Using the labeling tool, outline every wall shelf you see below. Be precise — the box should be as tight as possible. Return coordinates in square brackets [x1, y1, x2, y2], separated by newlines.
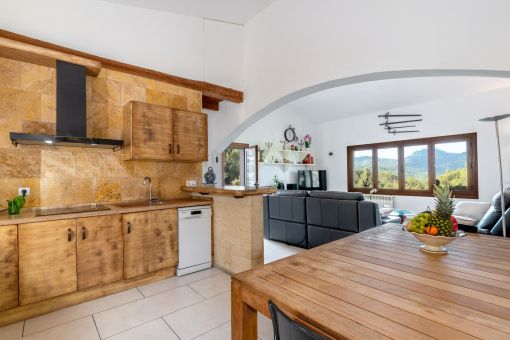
[258, 162, 317, 173]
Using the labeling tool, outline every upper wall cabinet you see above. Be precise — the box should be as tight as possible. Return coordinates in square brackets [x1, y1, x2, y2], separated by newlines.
[123, 102, 208, 162]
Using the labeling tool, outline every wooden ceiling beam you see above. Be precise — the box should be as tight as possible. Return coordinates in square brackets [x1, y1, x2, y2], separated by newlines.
[202, 97, 222, 111]
[0, 29, 243, 104]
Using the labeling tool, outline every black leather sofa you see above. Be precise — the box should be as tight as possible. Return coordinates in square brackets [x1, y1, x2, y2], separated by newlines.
[476, 188, 510, 236]
[263, 190, 386, 249]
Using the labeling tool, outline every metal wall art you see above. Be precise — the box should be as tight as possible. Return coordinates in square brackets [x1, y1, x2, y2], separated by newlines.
[379, 112, 422, 134]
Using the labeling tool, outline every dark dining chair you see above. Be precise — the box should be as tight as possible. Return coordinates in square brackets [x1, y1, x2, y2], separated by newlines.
[268, 300, 329, 340]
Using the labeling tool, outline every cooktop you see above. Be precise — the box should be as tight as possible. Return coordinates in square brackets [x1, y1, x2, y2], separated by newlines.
[36, 205, 111, 217]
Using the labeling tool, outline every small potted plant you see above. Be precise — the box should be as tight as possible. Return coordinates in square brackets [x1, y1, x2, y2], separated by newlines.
[304, 134, 312, 148]
[258, 147, 264, 162]
[273, 175, 284, 189]
[231, 178, 240, 186]
[6, 195, 25, 215]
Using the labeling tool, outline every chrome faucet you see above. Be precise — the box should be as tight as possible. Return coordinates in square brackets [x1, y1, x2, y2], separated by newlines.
[143, 177, 162, 204]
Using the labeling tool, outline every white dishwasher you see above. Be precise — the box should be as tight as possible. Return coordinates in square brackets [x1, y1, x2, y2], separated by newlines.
[177, 206, 212, 276]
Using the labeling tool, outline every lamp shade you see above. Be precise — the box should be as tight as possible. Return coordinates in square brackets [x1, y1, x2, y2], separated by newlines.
[479, 114, 510, 122]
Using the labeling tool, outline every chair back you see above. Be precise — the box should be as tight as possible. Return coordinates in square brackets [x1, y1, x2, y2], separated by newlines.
[268, 300, 328, 340]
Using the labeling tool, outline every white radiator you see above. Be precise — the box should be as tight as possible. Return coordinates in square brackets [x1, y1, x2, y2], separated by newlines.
[364, 194, 394, 208]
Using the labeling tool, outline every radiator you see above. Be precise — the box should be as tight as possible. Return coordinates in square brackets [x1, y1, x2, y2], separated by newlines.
[364, 194, 394, 208]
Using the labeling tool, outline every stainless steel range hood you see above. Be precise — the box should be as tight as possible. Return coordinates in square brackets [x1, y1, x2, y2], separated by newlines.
[10, 60, 123, 151]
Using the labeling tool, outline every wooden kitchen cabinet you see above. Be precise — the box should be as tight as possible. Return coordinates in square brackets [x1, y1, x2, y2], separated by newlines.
[18, 219, 77, 305]
[123, 209, 178, 279]
[0, 225, 18, 312]
[124, 101, 174, 161]
[77, 215, 123, 290]
[173, 109, 208, 162]
[123, 102, 208, 162]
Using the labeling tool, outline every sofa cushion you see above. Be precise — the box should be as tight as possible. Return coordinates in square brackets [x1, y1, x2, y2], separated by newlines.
[273, 190, 309, 197]
[308, 191, 365, 201]
[269, 219, 286, 242]
[454, 201, 491, 221]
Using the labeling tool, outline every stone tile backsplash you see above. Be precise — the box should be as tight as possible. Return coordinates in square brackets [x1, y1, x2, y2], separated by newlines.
[0, 57, 202, 208]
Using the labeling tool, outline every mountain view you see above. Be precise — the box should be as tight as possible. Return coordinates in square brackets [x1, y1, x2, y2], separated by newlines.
[354, 149, 468, 190]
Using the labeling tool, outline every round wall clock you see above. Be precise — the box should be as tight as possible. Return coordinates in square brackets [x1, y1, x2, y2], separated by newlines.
[284, 125, 298, 142]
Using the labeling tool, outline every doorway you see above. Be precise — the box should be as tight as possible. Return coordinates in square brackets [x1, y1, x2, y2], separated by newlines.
[222, 143, 259, 186]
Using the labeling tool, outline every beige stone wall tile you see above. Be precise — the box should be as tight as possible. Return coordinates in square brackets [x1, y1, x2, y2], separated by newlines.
[77, 153, 107, 178]
[133, 161, 158, 178]
[107, 69, 133, 84]
[168, 93, 188, 110]
[166, 177, 187, 197]
[0, 87, 18, 118]
[22, 120, 56, 135]
[22, 178, 41, 208]
[106, 105, 123, 129]
[0, 118, 21, 149]
[188, 98, 202, 113]
[0, 58, 21, 90]
[0, 149, 41, 178]
[41, 94, 56, 123]
[145, 88, 168, 106]
[121, 178, 149, 201]
[0, 179, 22, 209]
[86, 126, 103, 138]
[60, 178, 93, 205]
[86, 76, 93, 100]
[86, 101, 107, 128]
[156, 81, 180, 94]
[133, 76, 158, 90]
[0, 88, 40, 120]
[21, 63, 56, 95]
[106, 153, 134, 177]
[94, 178, 121, 202]
[92, 78, 121, 105]
[97, 68, 107, 79]
[40, 178, 60, 206]
[41, 150, 76, 178]
[177, 163, 201, 177]
[120, 83, 145, 106]
[157, 162, 178, 177]
[102, 128, 123, 140]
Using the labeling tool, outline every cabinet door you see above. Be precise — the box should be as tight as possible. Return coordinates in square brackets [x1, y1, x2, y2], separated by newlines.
[77, 215, 123, 290]
[173, 110, 208, 161]
[0, 225, 18, 311]
[128, 102, 174, 161]
[19, 219, 77, 305]
[123, 209, 178, 279]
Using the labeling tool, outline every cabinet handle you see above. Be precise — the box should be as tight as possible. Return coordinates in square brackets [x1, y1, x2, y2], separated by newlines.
[82, 227, 86, 240]
[127, 222, 131, 234]
[177, 145, 180, 154]
[169, 144, 172, 153]
[68, 228, 72, 242]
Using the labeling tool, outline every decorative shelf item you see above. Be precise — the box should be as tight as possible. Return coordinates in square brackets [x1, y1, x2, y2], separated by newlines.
[259, 162, 317, 173]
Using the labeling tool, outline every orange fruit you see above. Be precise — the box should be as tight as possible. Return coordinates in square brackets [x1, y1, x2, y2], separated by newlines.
[425, 226, 438, 236]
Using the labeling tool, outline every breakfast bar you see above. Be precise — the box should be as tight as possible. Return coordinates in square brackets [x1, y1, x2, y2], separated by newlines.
[182, 185, 276, 275]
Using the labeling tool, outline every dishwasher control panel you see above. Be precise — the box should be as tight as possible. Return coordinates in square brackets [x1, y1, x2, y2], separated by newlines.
[178, 205, 212, 219]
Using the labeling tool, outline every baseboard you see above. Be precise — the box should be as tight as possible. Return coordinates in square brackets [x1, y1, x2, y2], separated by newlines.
[0, 266, 177, 328]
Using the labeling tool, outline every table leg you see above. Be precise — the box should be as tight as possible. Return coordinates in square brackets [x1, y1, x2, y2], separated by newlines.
[232, 281, 257, 340]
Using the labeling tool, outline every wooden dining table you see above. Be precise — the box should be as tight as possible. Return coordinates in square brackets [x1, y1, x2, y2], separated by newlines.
[231, 223, 510, 339]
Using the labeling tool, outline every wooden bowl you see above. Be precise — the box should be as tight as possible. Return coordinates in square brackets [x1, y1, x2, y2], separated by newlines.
[404, 228, 466, 254]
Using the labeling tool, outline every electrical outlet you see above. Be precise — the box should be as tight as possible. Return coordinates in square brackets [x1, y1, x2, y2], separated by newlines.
[19, 187, 30, 196]
[186, 181, 196, 187]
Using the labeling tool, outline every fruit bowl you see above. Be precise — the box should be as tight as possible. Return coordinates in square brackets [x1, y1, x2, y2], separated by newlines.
[403, 227, 466, 254]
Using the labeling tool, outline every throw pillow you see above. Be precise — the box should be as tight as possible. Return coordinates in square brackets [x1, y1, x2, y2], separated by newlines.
[454, 201, 491, 222]
[452, 215, 478, 227]
[379, 208, 394, 218]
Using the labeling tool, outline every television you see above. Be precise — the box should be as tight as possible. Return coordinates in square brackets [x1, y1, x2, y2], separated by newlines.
[298, 170, 327, 191]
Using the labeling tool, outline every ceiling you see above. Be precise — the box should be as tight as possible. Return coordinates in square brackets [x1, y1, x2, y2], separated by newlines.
[286, 77, 510, 124]
[99, 0, 274, 24]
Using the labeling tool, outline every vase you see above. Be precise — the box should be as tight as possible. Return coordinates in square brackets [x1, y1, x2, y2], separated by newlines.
[305, 141, 311, 148]
[259, 155, 264, 162]
[204, 167, 216, 184]
[7, 201, 19, 215]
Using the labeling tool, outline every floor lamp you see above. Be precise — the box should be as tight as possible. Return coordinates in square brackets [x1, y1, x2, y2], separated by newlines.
[479, 114, 510, 238]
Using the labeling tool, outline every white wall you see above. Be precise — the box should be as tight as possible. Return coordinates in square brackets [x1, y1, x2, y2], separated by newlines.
[233, 106, 317, 186]
[0, 0, 244, 89]
[316, 86, 510, 212]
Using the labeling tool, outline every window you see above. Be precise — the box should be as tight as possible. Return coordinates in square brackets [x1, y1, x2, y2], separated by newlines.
[347, 133, 478, 198]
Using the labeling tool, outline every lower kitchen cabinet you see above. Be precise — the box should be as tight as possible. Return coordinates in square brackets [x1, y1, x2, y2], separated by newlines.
[18, 219, 77, 305]
[123, 209, 178, 279]
[77, 215, 123, 290]
[0, 225, 18, 312]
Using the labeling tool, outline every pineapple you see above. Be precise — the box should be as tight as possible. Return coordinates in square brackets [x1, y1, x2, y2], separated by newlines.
[429, 185, 455, 236]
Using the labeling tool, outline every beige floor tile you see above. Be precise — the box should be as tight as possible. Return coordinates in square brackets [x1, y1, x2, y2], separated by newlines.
[94, 285, 204, 339]
[106, 318, 179, 340]
[24, 288, 143, 336]
[258, 312, 274, 340]
[264, 251, 295, 264]
[163, 291, 231, 340]
[194, 321, 231, 340]
[0, 321, 24, 340]
[188, 273, 231, 299]
[22, 316, 99, 340]
[138, 268, 219, 297]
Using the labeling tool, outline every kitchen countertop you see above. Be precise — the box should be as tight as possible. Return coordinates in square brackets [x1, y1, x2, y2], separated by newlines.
[0, 197, 212, 226]
[181, 184, 276, 197]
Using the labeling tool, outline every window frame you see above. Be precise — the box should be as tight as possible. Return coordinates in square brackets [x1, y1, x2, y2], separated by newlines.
[347, 133, 478, 199]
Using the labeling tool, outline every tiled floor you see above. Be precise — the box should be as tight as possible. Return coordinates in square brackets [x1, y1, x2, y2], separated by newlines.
[0, 239, 305, 340]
